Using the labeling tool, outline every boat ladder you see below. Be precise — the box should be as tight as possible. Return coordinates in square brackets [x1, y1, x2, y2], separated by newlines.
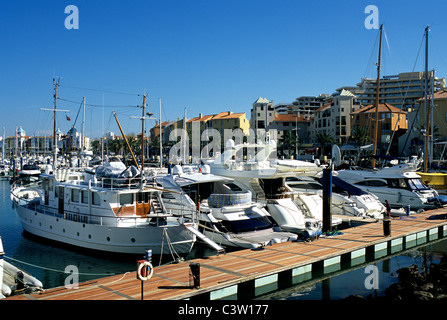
[184, 224, 225, 253]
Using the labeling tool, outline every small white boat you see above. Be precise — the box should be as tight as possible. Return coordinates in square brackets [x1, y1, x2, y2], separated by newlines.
[1, 236, 43, 298]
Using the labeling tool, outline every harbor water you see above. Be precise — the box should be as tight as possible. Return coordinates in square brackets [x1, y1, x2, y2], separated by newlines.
[1, 179, 447, 300]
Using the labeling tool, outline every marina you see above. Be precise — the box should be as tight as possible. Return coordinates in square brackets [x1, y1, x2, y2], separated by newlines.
[4, 2, 447, 306]
[5, 206, 447, 300]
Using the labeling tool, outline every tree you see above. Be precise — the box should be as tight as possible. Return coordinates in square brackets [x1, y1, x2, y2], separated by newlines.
[315, 132, 334, 157]
[279, 130, 297, 158]
[351, 126, 371, 163]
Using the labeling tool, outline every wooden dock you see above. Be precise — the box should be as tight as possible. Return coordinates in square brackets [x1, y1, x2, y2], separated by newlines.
[6, 208, 447, 301]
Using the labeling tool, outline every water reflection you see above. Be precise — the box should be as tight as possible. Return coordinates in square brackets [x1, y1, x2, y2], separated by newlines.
[258, 238, 447, 300]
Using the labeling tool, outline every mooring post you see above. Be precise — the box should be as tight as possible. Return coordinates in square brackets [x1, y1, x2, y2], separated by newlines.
[322, 167, 332, 233]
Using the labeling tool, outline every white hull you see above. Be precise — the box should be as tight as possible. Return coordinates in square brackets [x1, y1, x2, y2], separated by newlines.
[200, 226, 297, 249]
[13, 204, 195, 255]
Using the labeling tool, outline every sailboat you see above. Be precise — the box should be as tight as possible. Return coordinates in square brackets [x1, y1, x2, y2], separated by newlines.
[413, 27, 447, 191]
[337, 26, 445, 211]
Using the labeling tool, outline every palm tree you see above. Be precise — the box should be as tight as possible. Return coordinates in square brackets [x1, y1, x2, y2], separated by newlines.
[315, 132, 334, 157]
[279, 130, 297, 158]
[351, 126, 371, 163]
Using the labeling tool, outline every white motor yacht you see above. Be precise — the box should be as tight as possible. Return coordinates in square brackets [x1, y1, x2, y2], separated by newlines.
[208, 139, 325, 235]
[336, 163, 445, 210]
[285, 175, 385, 219]
[156, 164, 299, 249]
[10, 163, 198, 257]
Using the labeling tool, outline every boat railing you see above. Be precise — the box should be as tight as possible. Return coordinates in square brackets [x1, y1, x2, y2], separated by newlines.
[207, 192, 252, 208]
[83, 176, 143, 190]
[14, 192, 191, 228]
[223, 161, 272, 171]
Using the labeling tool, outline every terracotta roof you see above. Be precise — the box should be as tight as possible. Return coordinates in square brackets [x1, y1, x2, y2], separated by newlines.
[350, 103, 405, 115]
[187, 112, 246, 122]
[274, 114, 312, 122]
[154, 121, 169, 128]
[187, 114, 214, 122]
[315, 102, 332, 112]
[218, 112, 245, 120]
[417, 89, 447, 101]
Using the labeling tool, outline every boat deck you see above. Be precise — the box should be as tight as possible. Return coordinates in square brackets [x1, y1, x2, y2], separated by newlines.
[6, 207, 447, 300]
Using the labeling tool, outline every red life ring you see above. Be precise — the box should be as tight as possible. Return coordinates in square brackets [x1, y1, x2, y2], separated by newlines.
[137, 261, 153, 281]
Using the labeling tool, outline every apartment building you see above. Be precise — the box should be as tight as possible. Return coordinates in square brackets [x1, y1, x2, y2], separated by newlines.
[309, 90, 362, 144]
[290, 94, 330, 116]
[351, 103, 408, 155]
[249, 97, 275, 131]
[417, 89, 447, 140]
[336, 71, 446, 110]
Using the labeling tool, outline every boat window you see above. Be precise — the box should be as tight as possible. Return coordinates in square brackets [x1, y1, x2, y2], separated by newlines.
[388, 179, 407, 189]
[136, 192, 150, 203]
[92, 192, 101, 206]
[220, 217, 272, 233]
[48, 178, 53, 191]
[407, 178, 430, 191]
[162, 192, 176, 200]
[223, 183, 243, 192]
[81, 190, 88, 204]
[120, 193, 133, 206]
[357, 180, 387, 187]
[71, 189, 80, 202]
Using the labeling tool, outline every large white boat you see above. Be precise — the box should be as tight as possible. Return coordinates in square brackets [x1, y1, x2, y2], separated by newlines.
[10, 163, 198, 257]
[208, 139, 326, 235]
[336, 163, 445, 210]
[156, 164, 299, 249]
[285, 175, 385, 219]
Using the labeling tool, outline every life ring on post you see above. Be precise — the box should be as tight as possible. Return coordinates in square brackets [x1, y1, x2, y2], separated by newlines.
[137, 261, 153, 281]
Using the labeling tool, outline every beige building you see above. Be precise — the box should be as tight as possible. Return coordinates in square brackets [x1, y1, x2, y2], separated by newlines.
[337, 71, 446, 110]
[417, 89, 447, 140]
[351, 103, 408, 156]
[309, 90, 362, 144]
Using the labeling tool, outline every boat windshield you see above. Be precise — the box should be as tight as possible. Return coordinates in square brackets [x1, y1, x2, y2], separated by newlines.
[406, 178, 431, 191]
[220, 217, 273, 233]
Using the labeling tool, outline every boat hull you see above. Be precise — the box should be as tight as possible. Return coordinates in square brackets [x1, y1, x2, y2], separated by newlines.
[13, 204, 195, 256]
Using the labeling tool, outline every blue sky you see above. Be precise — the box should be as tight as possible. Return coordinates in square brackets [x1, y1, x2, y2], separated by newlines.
[1, 0, 447, 139]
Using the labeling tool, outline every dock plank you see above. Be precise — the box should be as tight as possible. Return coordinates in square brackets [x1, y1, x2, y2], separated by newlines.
[6, 208, 447, 300]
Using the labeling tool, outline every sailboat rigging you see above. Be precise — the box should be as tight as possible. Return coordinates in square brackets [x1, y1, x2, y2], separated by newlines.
[372, 24, 383, 168]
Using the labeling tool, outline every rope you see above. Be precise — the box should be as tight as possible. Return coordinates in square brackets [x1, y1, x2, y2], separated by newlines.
[4, 255, 118, 276]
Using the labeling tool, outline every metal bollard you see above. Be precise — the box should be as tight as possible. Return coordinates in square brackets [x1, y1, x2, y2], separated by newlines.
[189, 263, 200, 289]
[383, 218, 391, 237]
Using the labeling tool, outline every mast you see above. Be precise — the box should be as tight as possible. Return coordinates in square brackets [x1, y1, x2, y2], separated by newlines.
[159, 97, 162, 169]
[53, 77, 60, 170]
[372, 24, 383, 168]
[113, 112, 139, 167]
[430, 70, 435, 167]
[81, 96, 85, 151]
[141, 94, 147, 173]
[424, 26, 430, 173]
